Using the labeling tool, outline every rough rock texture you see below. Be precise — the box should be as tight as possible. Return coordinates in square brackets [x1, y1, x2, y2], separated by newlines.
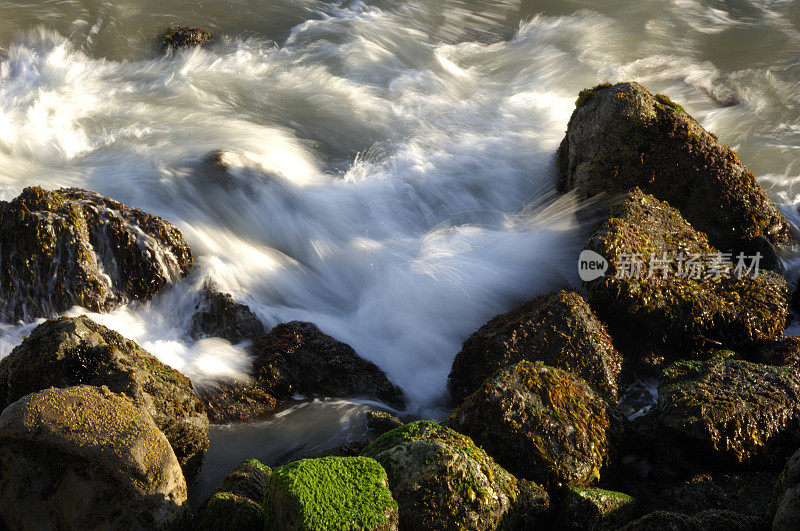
[557, 81, 790, 250]
[654, 353, 800, 465]
[265, 456, 398, 531]
[366, 410, 403, 436]
[772, 447, 800, 530]
[558, 488, 637, 530]
[162, 26, 213, 51]
[0, 186, 193, 321]
[586, 189, 788, 352]
[619, 510, 761, 531]
[448, 290, 622, 404]
[498, 479, 551, 530]
[0, 386, 187, 530]
[363, 421, 521, 530]
[450, 361, 611, 491]
[0, 316, 209, 475]
[189, 287, 265, 343]
[195, 459, 271, 531]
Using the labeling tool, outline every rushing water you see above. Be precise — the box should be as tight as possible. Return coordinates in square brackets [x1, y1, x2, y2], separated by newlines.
[1, 0, 799, 496]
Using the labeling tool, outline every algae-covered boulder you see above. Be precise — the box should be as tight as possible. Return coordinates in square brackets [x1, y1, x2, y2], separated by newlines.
[366, 410, 403, 436]
[162, 26, 213, 51]
[585, 189, 787, 352]
[557, 81, 790, 250]
[450, 361, 611, 491]
[0, 386, 187, 530]
[558, 488, 637, 530]
[195, 459, 271, 531]
[264, 456, 398, 531]
[363, 420, 520, 530]
[448, 290, 622, 404]
[0, 316, 209, 475]
[189, 286, 266, 343]
[0, 186, 192, 321]
[654, 353, 800, 465]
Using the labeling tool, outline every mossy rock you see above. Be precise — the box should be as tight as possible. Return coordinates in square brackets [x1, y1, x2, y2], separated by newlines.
[366, 410, 403, 436]
[0, 186, 193, 321]
[585, 188, 787, 353]
[450, 361, 611, 491]
[557, 81, 790, 250]
[559, 488, 636, 530]
[0, 385, 186, 529]
[195, 459, 271, 531]
[162, 26, 213, 51]
[363, 420, 520, 530]
[448, 290, 622, 404]
[264, 456, 398, 531]
[0, 316, 209, 476]
[189, 286, 266, 343]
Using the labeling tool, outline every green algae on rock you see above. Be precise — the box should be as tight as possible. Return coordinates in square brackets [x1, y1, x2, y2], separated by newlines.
[0, 385, 187, 530]
[264, 456, 398, 531]
[557, 81, 790, 250]
[559, 487, 637, 530]
[195, 459, 271, 531]
[363, 420, 521, 530]
[448, 290, 622, 404]
[585, 189, 788, 352]
[450, 361, 611, 491]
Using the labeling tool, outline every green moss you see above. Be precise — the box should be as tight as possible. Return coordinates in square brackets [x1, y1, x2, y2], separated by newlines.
[575, 82, 612, 108]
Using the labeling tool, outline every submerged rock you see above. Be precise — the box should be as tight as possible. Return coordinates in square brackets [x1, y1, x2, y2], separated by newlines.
[450, 361, 611, 491]
[557, 81, 790, 250]
[363, 420, 521, 530]
[162, 26, 213, 51]
[265, 456, 398, 531]
[0, 186, 193, 321]
[585, 189, 787, 352]
[0, 316, 209, 475]
[0, 386, 187, 530]
[558, 488, 637, 530]
[189, 286, 266, 343]
[195, 459, 271, 531]
[448, 290, 622, 404]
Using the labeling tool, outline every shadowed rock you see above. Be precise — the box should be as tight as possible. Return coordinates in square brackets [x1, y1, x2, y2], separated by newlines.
[189, 287, 266, 343]
[162, 26, 213, 51]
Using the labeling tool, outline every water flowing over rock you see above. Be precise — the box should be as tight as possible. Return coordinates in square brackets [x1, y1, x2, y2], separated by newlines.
[189, 286, 266, 343]
[0, 386, 187, 530]
[557, 81, 791, 250]
[0, 316, 209, 475]
[0, 186, 193, 321]
[162, 26, 213, 51]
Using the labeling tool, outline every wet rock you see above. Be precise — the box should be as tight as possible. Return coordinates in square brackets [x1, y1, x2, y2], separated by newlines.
[0, 186, 193, 321]
[557, 81, 790, 250]
[195, 459, 271, 531]
[363, 420, 521, 530]
[162, 26, 213, 51]
[448, 290, 622, 404]
[0, 316, 209, 475]
[189, 286, 266, 343]
[619, 509, 762, 530]
[366, 410, 403, 435]
[265, 456, 398, 531]
[745, 337, 800, 366]
[558, 488, 637, 530]
[772, 446, 800, 530]
[499, 479, 551, 530]
[585, 189, 788, 353]
[0, 386, 187, 530]
[450, 361, 611, 491]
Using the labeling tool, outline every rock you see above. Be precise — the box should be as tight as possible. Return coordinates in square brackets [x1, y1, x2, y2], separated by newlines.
[162, 26, 213, 51]
[198, 380, 279, 424]
[619, 509, 762, 530]
[772, 447, 800, 530]
[195, 459, 271, 531]
[0, 316, 209, 475]
[558, 488, 637, 530]
[450, 361, 611, 490]
[366, 410, 403, 435]
[692, 509, 763, 530]
[499, 479, 551, 530]
[265, 456, 398, 531]
[745, 337, 800, 366]
[448, 290, 622, 404]
[0, 186, 192, 321]
[362, 420, 521, 530]
[585, 188, 788, 353]
[189, 286, 266, 343]
[557, 81, 790, 250]
[0, 386, 187, 530]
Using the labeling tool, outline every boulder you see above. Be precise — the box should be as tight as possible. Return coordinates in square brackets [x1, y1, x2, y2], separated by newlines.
[0, 316, 209, 475]
[195, 459, 271, 531]
[558, 488, 637, 530]
[265, 456, 398, 531]
[585, 188, 787, 352]
[366, 410, 403, 435]
[557, 81, 790, 250]
[448, 290, 622, 404]
[619, 510, 761, 530]
[450, 361, 611, 490]
[772, 446, 800, 530]
[362, 420, 521, 530]
[0, 386, 187, 530]
[499, 479, 551, 530]
[162, 26, 213, 51]
[189, 286, 266, 343]
[0, 186, 192, 321]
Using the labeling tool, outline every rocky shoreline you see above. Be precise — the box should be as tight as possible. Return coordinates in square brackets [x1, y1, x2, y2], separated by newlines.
[0, 39, 799, 529]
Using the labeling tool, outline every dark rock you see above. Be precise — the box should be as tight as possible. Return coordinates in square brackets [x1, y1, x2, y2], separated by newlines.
[618, 511, 702, 531]
[195, 459, 270, 531]
[0, 386, 187, 530]
[366, 410, 403, 435]
[499, 479, 551, 530]
[772, 446, 800, 530]
[0, 316, 209, 475]
[739, 235, 786, 277]
[586, 189, 788, 353]
[363, 420, 521, 530]
[450, 361, 611, 491]
[448, 290, 622, 404]
[0, 186, 193, 321]
[745, 337, 800, 366]
[162, 26, 213, 51]
[692, 509, 763, 530]
[189, 287, 265, 343]
[557, 81, 790, 250]
[558, 487, 637, 530]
